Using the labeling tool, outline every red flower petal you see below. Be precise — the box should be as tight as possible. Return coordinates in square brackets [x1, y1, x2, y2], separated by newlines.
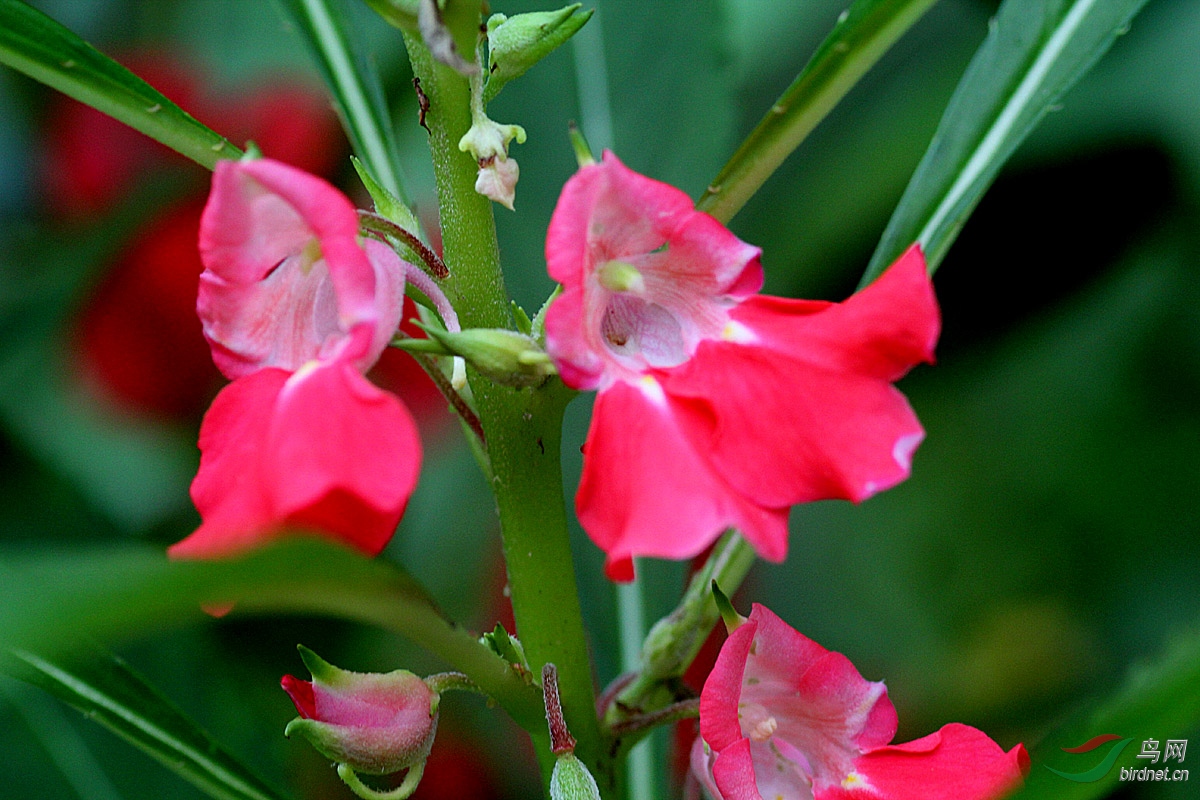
[281, 674, 317, 719]
[576, 380, 788, 581]
[818, 724, 1029, 800]
[545, 152, 763, 387]
[170, 361, 420, 559]
[696, 605, 1026, 800]
[664, 247, 938, 510]
[197, 159, 404, 379]
[264, 361, 421, 554]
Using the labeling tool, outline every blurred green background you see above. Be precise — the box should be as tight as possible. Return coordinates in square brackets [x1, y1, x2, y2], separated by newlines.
[1, 0, 1198, 798]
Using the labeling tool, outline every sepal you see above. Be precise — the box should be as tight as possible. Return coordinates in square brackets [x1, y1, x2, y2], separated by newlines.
[550, 753, 603, 800]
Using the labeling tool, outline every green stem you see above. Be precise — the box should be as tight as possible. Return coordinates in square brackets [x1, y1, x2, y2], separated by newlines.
[338, 762, 424, 800]
[401, 24, 602, 794]
[617, 576, 655, 800]
[607, 532, 756, 723]
[696, 0, 939, 225]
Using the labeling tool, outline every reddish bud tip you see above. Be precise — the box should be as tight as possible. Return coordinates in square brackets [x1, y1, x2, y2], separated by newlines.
[281, 674, 316, 719]
[542, 664, 576, 755]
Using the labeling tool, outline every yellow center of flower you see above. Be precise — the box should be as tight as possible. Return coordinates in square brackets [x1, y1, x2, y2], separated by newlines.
[748, 715, 778, 742]
[841, 772, 870, 790]
[299, 238, 323, 275]
[597, 260, 646, 294]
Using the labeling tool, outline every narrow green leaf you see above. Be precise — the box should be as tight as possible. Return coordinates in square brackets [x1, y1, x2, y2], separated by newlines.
[5, 648, 291, 800]
[0, 0, 240, 168]
[863, 0, 1150, 284]
[1011, 628, 1200, 800]
[275, 0, 408, 201]
[696, 0, 939, 225]
[0, 539, 544, 733]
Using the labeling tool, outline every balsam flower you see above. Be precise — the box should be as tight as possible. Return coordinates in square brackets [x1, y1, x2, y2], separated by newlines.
[169, 158, 421, 558]
[544, 152, 939, 580]
[692, 604, 1029, 800]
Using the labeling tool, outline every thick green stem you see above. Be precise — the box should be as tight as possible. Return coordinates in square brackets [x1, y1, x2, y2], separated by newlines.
[401, 25, 602, 794]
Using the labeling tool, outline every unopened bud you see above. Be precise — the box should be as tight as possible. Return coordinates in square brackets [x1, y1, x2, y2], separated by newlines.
[475, 155, 520, 210]
[551, 753, 603, 800]
[282, 645, 438, 776]
[484, 5, 593, 103]
[420, 326, 556, 388]
[459, 117, 526, 209]
[459, 117, 526, 163]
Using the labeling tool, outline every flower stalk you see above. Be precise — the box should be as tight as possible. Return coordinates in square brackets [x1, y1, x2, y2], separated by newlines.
[401, 19, 602, 793]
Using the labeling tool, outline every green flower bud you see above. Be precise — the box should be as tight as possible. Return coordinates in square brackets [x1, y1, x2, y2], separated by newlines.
[420, 326, 556, 388]
[551, 753, 603, 800]
[485, 5, 593, 103]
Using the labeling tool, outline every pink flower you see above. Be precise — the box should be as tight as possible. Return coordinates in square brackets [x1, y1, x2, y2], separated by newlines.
[196, 158, 406, 379]
[544, 153, 939, 580]
[692, 605, 1029, 800]
[169, 158, 421, 558]
[282, 645, 438, 775]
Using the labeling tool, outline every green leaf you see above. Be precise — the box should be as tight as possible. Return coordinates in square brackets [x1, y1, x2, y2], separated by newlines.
[1011, 627, 1200, 800]
[0, 539, 545, 733]
[275, 0, 408, 201]
[696, 0, 940, 225]
[5, 648, 292, 800]
[0, 0, 240, 169]
[863, 0, 1150, 284]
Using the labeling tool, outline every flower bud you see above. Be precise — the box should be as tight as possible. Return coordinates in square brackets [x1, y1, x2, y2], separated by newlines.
[475, 155, 521, 211]
[459, 117, 526, 209]
[458, 117, 526, 163]
[484, 5, 593, 103]
[282, 645, 438, 776]
[420, 326, 556, 388]
[550, 753, 603, 800]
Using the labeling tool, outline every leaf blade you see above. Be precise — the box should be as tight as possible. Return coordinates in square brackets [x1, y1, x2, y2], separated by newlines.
[6, 649, 292, 800]
[0, 0, 241, 168]
[697, 0, 940, 225]
[274, 0, 408, 201]
[863, 0, 1150, 284]
[1011, 627, 1200, 800]
[0, 539, 544, 732]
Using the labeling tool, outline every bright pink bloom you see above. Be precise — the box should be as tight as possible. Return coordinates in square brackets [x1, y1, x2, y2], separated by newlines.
[692, 605, 1029, 800]
[196, 158, 406, 379]
[544, 153, 939, 580]
[282, 646, 438, 775]
[169, 158, 420, 558]
[169, 361, 419, 558]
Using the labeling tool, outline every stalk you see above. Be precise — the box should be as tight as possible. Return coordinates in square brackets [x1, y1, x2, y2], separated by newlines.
[400, 21, 602, 794]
